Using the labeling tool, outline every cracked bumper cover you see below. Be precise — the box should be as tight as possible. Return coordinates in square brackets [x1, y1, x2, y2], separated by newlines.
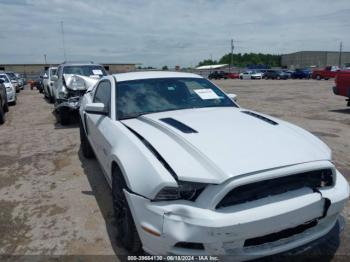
[55, 97, 81, 112]
[125, 169, 349, 257]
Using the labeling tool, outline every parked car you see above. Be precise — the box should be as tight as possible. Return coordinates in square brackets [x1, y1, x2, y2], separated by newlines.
[79, 71, 349, 258]
[15, 73, 25, 89]
[333, 70, 350, 106]
[0, 74, 16, 105]
[0, 79, 9, 124]
[291, 68, 311, 79]
[312, 66, 339, 80]
[208, 71, 228, 80]
[4, 72, 20, 93]
[208, 71, 239, 80]
[264, 70, 289, 80]
[239, 70, 263, 80]
[43, 67, 58, 103]
[53, 62, 107, 125]
[36, 73, 45, 93]
[226, 72, 239, 79]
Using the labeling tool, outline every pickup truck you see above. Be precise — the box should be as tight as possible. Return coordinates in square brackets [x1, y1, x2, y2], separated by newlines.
[312, 66, 339, 80]
[333, 70, 350, 106]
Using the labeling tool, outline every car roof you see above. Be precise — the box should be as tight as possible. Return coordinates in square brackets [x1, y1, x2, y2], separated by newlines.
[113, 71, 203, 82]
[61, 63, 102, 67]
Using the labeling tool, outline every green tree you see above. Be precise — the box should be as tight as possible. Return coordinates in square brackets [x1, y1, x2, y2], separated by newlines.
[198, 53, 281, 68]
[162, 65, 169, 70]
[197, 59, 218, 67]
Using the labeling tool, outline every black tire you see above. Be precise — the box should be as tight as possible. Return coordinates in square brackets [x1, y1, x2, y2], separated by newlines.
[4, 100, 9, 113]
[59, 110, 70, 125]
[48, 89, 54, 103]
[80, 120, 94, 158]
[10, 100, 16, 106]
[112, 169, 142, 253]
[0, 104, 5, 124]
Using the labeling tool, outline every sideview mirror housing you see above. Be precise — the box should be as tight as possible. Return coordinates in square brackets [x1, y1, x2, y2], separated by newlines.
[51, 75, 58, 81]
[227, 93, 237, 101]
[85, 103, 108, 115]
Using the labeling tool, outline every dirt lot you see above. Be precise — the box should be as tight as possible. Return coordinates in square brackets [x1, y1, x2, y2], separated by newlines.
[0, 79, 349, 261]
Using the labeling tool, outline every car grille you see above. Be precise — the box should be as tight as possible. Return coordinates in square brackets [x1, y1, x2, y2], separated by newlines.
[216, 169, 333, 209]
[67, 89, 86, 98]
[244, 219, 318, 247]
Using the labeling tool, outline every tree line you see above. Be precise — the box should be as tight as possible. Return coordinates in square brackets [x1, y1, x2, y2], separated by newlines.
[197, 53, 281, 67]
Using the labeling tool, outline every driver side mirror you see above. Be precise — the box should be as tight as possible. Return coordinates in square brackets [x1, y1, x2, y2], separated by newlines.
[227, 93, 237, 102]
[51, 75, 58, 81]
[85, 102, 108, 116]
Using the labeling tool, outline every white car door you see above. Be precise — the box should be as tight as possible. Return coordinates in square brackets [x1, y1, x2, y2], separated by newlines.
[85, 79, 113, 175]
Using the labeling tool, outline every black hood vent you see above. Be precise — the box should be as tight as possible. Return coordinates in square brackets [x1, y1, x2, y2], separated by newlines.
[159, 118, 198, 133]
[241, 111, 278, 126]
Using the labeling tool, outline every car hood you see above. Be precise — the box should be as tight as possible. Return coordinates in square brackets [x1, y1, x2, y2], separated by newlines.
[121, 107, 331, 184]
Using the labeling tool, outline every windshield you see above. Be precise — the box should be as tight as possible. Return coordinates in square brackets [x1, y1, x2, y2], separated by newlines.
[117, 77, 236, 120]
[63, 65, 107, 77]
[0, 75, 9, 83]
[6, 73, 16, 80]
[50, 68, 57, 76]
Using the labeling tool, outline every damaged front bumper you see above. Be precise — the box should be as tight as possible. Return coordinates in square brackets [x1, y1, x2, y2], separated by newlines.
[125, 167, 349, 259]
[55, 97, 81, 112]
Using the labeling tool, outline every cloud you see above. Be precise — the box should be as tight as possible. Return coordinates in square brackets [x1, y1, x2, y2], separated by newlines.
[0, 0, 349, 67]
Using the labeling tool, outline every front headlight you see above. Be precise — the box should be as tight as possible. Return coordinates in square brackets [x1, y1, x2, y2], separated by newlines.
[154, 181, 207, 201]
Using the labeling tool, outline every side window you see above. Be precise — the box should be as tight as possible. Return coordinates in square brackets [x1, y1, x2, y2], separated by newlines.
[94, 80, 111, 115]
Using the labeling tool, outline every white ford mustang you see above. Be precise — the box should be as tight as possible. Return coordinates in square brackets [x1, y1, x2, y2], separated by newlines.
[79, 71, 349, 258]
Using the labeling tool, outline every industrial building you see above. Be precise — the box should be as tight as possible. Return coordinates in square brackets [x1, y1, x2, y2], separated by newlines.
[281, 51, 350, 69]
[0, 62, 139, 78]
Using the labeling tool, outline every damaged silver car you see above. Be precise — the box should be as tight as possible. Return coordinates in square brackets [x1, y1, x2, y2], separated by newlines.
[53, 62, 107, 125]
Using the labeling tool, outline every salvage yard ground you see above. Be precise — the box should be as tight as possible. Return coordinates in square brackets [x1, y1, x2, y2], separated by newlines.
[0, 79, 349, 260]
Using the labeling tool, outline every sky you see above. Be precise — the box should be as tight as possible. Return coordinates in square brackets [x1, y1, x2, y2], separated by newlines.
[0, 0, 349, 67]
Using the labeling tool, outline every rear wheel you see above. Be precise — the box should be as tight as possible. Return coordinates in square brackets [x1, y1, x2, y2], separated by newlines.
[112, 169, 142, 253]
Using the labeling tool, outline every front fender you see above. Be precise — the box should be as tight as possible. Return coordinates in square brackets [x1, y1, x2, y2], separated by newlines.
[107, 121, 177, 199]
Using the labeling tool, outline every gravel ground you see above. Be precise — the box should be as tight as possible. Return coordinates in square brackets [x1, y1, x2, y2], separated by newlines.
[0, 79, 349, 261]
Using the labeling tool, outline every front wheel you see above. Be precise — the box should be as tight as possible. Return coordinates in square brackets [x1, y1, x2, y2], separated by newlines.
[4, 101, 9, 112]
[0, 104, 5, 125]
[80, 120, 94, 158]
[112, 170, 142, 253]
[59, 110, 70, 125]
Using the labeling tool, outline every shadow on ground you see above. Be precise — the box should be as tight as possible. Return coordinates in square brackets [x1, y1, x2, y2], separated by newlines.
[329, 108, 350, 114]
[78, 148, 130, 261]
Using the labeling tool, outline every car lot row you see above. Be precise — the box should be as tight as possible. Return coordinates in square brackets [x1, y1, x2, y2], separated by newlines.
[0, 71, 25, 124]
[208, 67, 344, 80]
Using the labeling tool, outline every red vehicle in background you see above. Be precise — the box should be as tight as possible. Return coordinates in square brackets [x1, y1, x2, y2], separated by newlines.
[226, 72, 239, 79]
[333, 70, 350, 106]
[312, 66, 339, 80]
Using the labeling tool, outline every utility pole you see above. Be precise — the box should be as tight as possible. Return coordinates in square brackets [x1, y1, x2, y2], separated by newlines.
[44, 54, 47, 65]
[230, 39, 234, 72]
[61, 21, 67, 61]
[339, 41, 343, 68]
